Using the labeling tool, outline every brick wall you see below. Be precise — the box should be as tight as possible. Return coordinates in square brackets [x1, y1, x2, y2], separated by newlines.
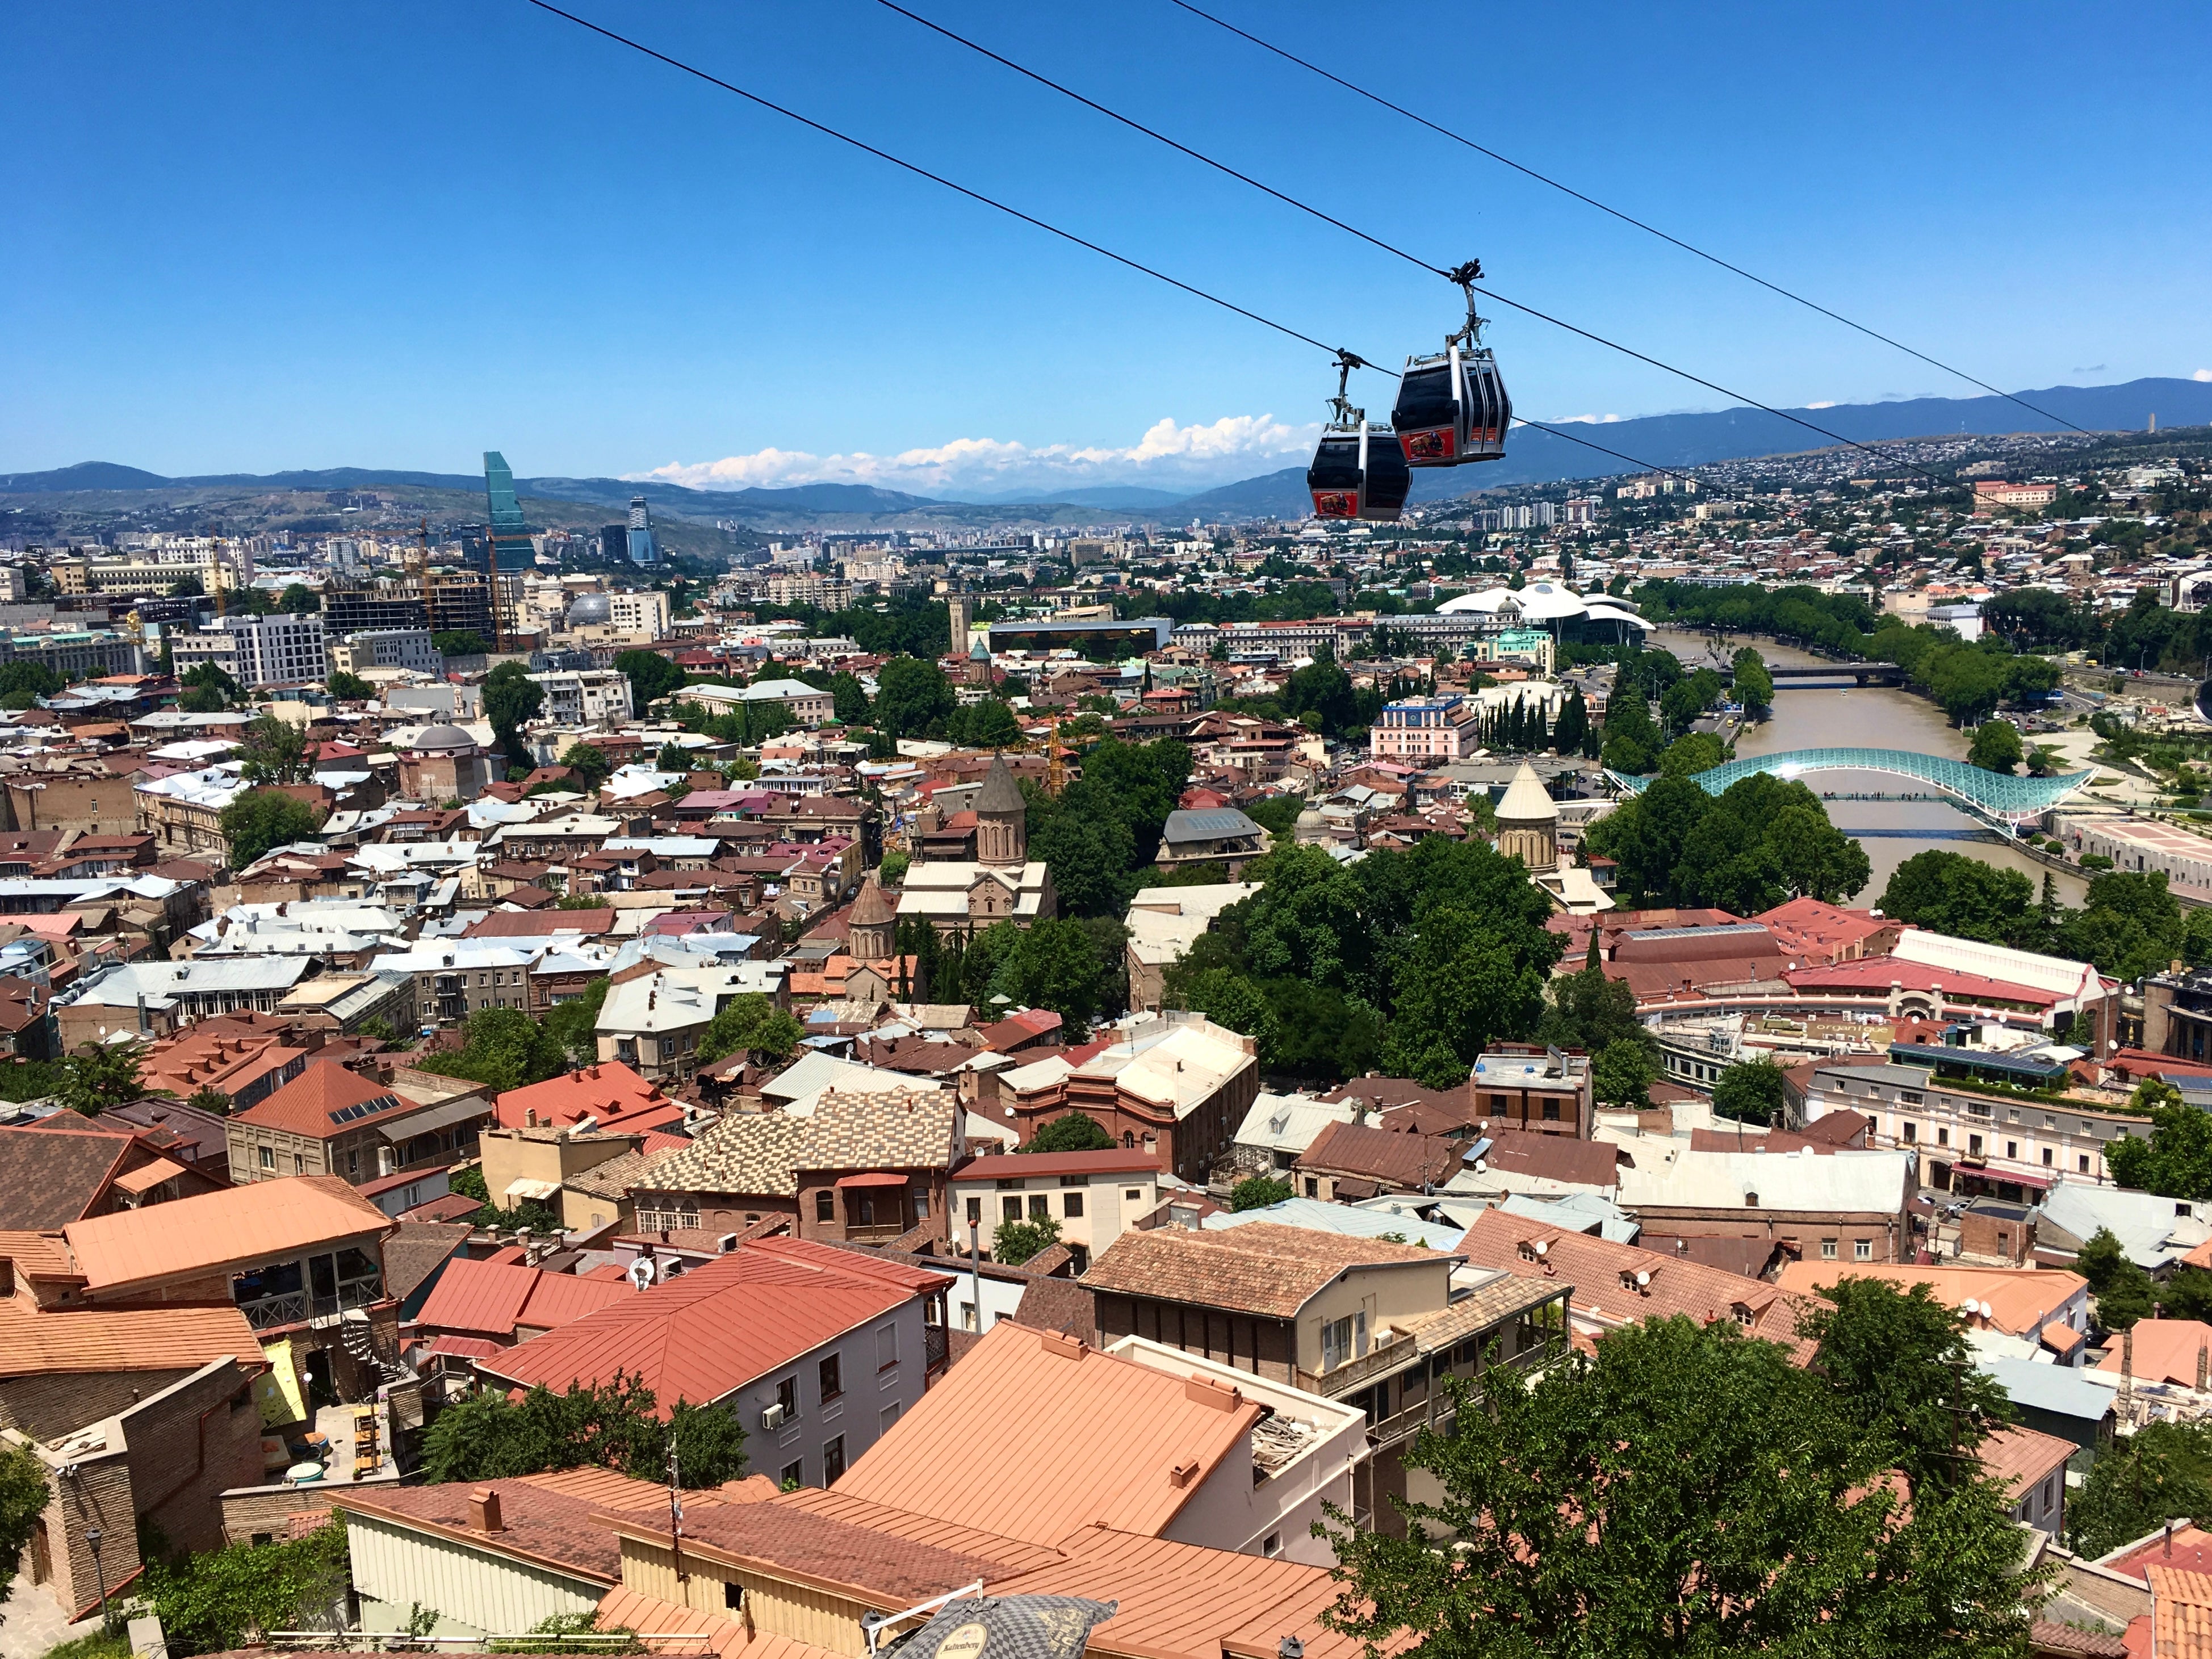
[120, 1362, 266, 1559]
[221, 1473, 399, 1544]
[0, 1368, 197, 1442]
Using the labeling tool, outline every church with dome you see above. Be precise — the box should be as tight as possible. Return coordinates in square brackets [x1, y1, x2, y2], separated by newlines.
[396, 723, 496, 803]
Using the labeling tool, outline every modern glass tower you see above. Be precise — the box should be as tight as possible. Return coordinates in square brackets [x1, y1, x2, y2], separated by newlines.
[626, 496, 661, 567]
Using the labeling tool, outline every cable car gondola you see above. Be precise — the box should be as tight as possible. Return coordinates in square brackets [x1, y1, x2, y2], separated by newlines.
[1391, 260, 1510, 467]
[1306, 352, 1409, 522]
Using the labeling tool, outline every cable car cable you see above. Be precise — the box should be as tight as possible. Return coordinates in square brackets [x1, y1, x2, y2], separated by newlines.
[869, 0, 1963, 489]
[518, 0, 1700, 491]
[1161, 0, 2093, 439]
[520, 0, 1343, 361]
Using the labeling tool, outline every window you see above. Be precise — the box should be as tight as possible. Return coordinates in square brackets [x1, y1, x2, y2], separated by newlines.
[1854, 1239, 1873, 1261]
[1820, 1239, 1837, 1260]
[779, 1459, 803, 1488]
[293, 1153, 304, 1174]
[346, 1149, 359, 1175]
[1487, 1094, 1506, 1111]
[881, 1401, 902, 1434]
[965, 1196, 981, 1226]
[819, 1354, 842, 1401]
[1901, 1091, 1924, 1106]
[2042, 1477, 2055, 1515]
[776, 1376, 798, 1419]
[2043, 1147, 2054, 1167]
[1063, 1193, 1084, 1218]
[815, 1191, 835, 1223]
[823, 1435, 846, 1484]
[1937, 1127, 1949, 1147]
[1968, 1135, 1983, 1157]
[1003, 1196, 1023, 1223]
[1322, 1315, 1354, 1372]
[2080, 1154, 2092, 1174]
[1125, 1188, 1143, 1201]
[1263, 1532, 1283, 1558]
[1541, 1100, 1560, 1122]
[914, 1192, 929, 1219]
[259, 1145, 274, 1170]
[1902, 1122, 1917, 1143]
[2006, 1141, 2018, 1161]
[724, 1583, 743, 1611]
[1304, 1177, 1319, 1198]
[1028, 1195, 1049, 1220]
[876, 1321, 898, 1371]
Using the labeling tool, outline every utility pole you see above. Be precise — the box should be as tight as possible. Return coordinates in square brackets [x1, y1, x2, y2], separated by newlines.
[666, 1440, 686, 1588]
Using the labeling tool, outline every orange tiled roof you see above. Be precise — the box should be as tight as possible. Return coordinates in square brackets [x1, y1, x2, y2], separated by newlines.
[0, 1285, 260, 1379]
[496, 1063, 682, 1133]
[1776, 1261, 2086, 1342]
[2148, 1565, 2212, 1659]
[836, 1321, 1259, 1544]
[230, 1060, 407, 1138]
[2093, 1319, 2212, 1388]
[1083, 1222, 1456, 1320]
[63, 1174, 394, 1294]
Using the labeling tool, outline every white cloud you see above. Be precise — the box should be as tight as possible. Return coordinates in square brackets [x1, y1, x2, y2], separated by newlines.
[1805, 400, 1838, 409]
[631, 414, 1316, 496]
[2195, 368, 2212, 383]
[1551, 413, 1622, 425]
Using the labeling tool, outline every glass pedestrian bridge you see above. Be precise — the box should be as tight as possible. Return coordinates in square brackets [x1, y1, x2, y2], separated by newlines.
[1608, 748, 2098, 828]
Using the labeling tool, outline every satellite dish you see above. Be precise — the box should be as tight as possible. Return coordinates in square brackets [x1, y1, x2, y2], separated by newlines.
[627, 1256, 658, 1291]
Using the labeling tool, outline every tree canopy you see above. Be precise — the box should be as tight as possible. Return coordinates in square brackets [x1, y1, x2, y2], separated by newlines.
[873, 657, 956, 738]
[421, 1373, 748, 1488]
[1323, 1284, 2045, 1659]
[416, 1007, 571, 1095]
[1583, 772, 1870, 911]
[1713, 1057, 1792, 1125]
[696, 994, 804, 1065]
[614, 648, 688, 709]
[1024, 1111, 1117, 1154]
[219, 788, 322, 868]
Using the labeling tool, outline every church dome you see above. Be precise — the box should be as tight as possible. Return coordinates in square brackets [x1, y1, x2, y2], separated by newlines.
[411, 724, 476, 753]
[1494, 762, 1559, 823]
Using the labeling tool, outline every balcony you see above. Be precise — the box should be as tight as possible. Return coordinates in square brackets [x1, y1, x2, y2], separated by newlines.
[238, 1290, 308, 1330]
[843, 1224, 907, 1245]
[1297, 1333, 1423, 1399]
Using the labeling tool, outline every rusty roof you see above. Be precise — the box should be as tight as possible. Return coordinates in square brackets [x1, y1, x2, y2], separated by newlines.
[836, 1321, 1260, 1545]
[0, 1285, 261, 1379]
[477, 1244, 920, 1412]
[1082, 1223, 1456, 1319]
[414, 1256, 630, 1340]
[64, 1174, 394, 1295]
[229, 1060, 409, 1139]
[0, 1127, 135, 1230]
[616, 1496, 1018, 1606]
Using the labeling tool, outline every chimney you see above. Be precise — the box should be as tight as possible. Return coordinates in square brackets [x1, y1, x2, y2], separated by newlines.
[2198, 1343, 2208, 1393]
[467, 1488, 504, 1533]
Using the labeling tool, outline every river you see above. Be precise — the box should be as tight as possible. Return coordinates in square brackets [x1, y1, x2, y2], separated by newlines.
[1645, 628, 2088, 908]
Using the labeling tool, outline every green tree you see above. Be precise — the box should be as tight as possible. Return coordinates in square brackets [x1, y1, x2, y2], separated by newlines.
[954, 698, 1024, 749]
[326, 669, 374, 700]
[1552, 687, 1590, 755]
[1732, 648, 1774, 714]
[1712, 1057, 1791, 1125]
[218, 789, 321, 868]
[1968, 718, 2025, 774]
[542, 979, 610, 1069]
[1176, 967, 1282, 1072]
[416, 1007, 570, 1095]
[877, 850, 910, 887]
[2068, 1421, 2212, 1558]
[695, 994, 803, 1065]
[237, 715, 312, 785]
[1795, 1277, 2012, 1497]
[278, 582, 320, 614]
[433, 629, 488, 658]
[560, 742, 613, 787]
[1379, 906, 1548, 1084]
[992, 1213, 1063, 1266]
[1230, 1175, 1292, 1212]
[1004, 918, 1111, 1032]
[167, 573, 205, 598]
[1024, 1111, 1117, 1154]
[873, 656, 956, 738]
[1879, 850, 2041, 949]
[614, 648, 688, 709]
[656, 740, 692, 772]
[2076, 1226, 2157, 1331]
[2060, 871, 2186, 983]
[420, 1373, 747, 1486]
[1321, 1315, 2045, 1659]
[0, 661, 62, 701]
[1591, 1037, 1660, 1108]
[829, 672, 871, 726]
[1657, 732, 1727, 777]
[181, 660, 238, 702]
[1585, 771, 1867, 911]
[1536, 966, 1645, 1054]
[144, 1519, 350, 1656]
[1284, 655, 1356, 735]
[0, 1441, 51, 1610]
[483, 661, 544, 773]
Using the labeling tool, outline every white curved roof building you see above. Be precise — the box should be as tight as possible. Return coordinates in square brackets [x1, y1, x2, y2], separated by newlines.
[1437, 587, 1522, 615]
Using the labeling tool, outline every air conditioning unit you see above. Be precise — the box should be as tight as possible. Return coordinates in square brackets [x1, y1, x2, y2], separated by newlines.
[760, 1403, 787, 1431]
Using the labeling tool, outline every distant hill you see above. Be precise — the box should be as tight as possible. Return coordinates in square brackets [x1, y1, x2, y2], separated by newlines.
[11, 376, 2209, 523]
[0, 462, 174, 492]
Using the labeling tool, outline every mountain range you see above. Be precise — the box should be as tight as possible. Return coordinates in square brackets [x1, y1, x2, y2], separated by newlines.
[6, 376, 2207, 525]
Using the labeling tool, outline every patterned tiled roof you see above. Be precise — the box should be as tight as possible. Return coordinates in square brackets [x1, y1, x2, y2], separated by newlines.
[1083, 1222, 1455, 1319]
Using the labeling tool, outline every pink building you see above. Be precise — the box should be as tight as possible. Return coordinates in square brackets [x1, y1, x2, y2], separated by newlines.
[1371, 695, 1478, 762]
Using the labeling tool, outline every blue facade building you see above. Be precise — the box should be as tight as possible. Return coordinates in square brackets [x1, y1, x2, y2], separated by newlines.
[626, 496, 661, 567]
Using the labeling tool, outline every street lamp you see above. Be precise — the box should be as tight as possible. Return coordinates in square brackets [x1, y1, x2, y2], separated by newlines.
[85, 1525, 110, 1628]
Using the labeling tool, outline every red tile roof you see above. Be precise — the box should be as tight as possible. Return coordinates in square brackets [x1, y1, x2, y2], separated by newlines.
[230, 1061, 409, 1138]
[64, 1174, 394, 1295]
[413, 1256, 630, 1341]
[496, 1063, 685, 1134]
[476, 1243, 922, 1412]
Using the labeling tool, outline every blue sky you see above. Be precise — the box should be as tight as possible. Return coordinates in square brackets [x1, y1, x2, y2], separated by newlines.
[6, 1, 2207, 496]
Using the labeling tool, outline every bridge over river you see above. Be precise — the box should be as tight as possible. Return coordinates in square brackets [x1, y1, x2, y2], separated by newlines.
[1610, 747, 2097, 829]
